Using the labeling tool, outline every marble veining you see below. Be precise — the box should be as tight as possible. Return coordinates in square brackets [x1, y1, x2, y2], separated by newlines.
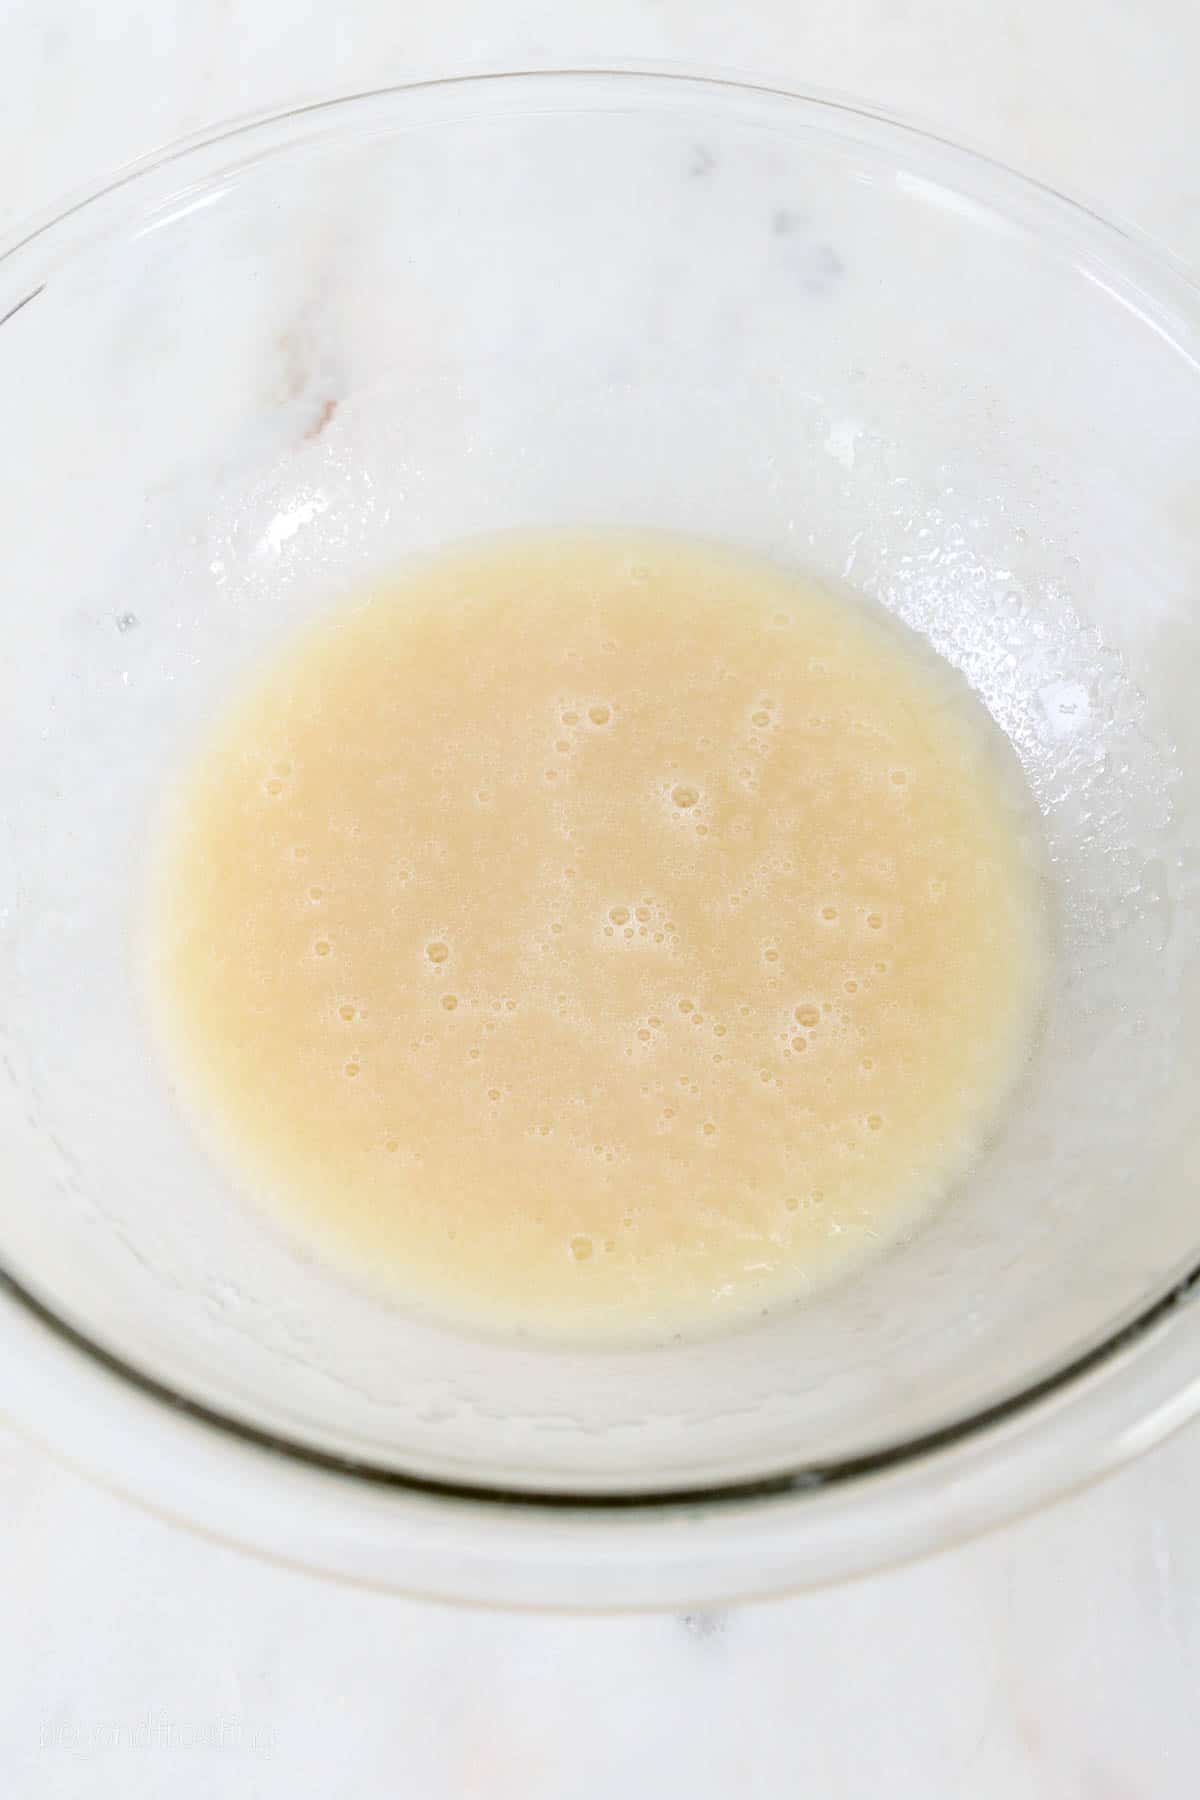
[4, 2, 1200, 1797]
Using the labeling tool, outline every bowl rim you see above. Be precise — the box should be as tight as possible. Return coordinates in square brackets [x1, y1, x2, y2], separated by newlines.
[5, 64, 1200, 1600]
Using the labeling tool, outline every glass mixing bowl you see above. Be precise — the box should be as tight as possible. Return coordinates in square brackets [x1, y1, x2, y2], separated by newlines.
[4, 69, 1200, 1610]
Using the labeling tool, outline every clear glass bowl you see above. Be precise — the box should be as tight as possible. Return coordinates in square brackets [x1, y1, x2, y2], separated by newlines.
[4, 69, 1200, 1610]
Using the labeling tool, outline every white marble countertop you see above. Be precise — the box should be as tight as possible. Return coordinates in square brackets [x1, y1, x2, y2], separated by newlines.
[4, 3, 1200, 1794]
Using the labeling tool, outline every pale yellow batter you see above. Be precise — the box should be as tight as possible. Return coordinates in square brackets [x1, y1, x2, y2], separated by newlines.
[150, 531, 1046, 1337]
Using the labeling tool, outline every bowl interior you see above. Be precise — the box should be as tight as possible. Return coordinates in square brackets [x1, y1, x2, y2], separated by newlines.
[3, 74, 1200, 1494]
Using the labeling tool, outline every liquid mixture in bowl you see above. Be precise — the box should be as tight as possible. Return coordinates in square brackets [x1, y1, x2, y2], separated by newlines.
[150, 531, 1047, 1337]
